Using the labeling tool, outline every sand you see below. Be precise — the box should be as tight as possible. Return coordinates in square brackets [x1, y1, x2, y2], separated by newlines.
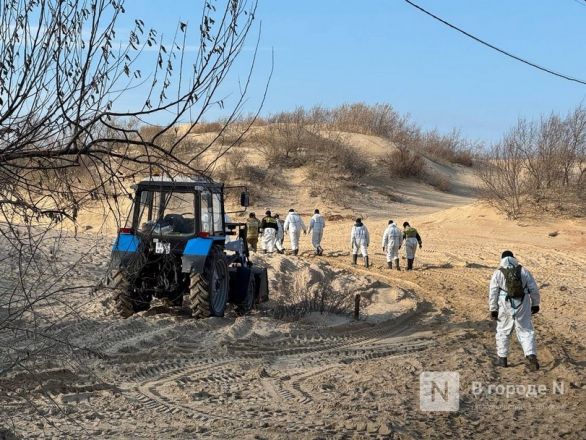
[0, 132, 585, 439]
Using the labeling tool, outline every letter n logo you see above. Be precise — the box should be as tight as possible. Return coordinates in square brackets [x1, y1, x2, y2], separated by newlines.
[419, 371, 460, 412]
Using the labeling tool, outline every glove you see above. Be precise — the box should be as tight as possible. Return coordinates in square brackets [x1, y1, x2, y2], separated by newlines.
[490, 310, 499, 320]
[531, 306, 540, 315]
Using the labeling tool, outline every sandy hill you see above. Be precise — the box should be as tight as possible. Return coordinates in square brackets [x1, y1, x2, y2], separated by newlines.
[189, 126, 477, 218]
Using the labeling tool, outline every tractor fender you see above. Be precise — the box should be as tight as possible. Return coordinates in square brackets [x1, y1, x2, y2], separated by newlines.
[182, 237, 213, 274]
[228, 267, 253, 304]
[111, 233, 140, 268]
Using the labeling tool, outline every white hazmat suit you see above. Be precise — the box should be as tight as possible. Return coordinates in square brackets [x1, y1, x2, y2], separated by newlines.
[489, 256, 540, 358]
[284, 211, 306, 253]
[351, 223, 369, 257]
[262, 228, 277, 253]
[382, 223, 402, 263]
[275, 218, 284, 253]
[308, 213, 325, 254]
[260, 215, 279, 254]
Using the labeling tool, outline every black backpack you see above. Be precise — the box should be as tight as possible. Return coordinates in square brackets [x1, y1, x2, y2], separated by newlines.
[499, 265, 525, 299]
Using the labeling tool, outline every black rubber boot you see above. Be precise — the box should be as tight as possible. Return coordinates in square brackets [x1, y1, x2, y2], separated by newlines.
[352, 254, 358, 265]
[387, 261, 392, 269]
[293, 249, 298, 256]
[526, 355, 540, 372]
[407, 259, 413, 270]
[395, 259, 401, 271]
[364, 256, 369, 268]
[496, 356, 508, 368]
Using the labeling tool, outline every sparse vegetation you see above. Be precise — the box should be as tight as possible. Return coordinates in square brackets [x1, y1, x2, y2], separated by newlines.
[249, 103, 477, 168]
[383, 144, 425, 178]
[478, 105, 586, 218]
[228, 103, 476, 202]
[270, 269, 356, 320]
[424, 171, 452, 192]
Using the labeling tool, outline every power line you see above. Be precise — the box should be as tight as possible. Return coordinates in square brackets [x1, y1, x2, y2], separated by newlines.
[403, 0, 586, 86]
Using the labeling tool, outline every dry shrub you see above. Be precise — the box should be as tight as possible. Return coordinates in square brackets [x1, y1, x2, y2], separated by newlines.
[185, 121, 225, 134]
[256, 103, 477, 167]
[251, 125, 319, 167]
[305, 165, 348, 202]
[271, 270, 355, 320]
[326, 138, 370, 178]
[478, 105, 586, 219]
[219, 127, 247, 147]
[383, 145, 425, 178]
[424, 171, 451, 192]
[216, 151, 280, 202]
[327, 103, 407, 138]
[420, 130, 476, 166]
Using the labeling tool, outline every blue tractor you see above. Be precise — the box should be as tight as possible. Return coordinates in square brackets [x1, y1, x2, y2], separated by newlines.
[107, 176, 268, 318]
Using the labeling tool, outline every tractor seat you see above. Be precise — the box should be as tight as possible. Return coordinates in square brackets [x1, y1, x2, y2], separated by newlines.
[163, 214, 194, 234]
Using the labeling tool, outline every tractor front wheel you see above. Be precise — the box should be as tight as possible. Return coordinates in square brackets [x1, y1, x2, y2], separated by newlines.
[188, 246, 229, 318]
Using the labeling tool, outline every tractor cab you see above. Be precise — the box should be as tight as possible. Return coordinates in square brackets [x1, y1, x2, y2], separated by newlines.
[108, 176, 267, 318]
[132, 178, 225, 239]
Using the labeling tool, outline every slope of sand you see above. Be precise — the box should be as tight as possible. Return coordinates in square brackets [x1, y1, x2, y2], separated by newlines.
[1, 132, 585, 439]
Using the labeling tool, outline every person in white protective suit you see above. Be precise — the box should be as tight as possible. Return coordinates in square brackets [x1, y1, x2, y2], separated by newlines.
[489, 250, 541, 371]
[274, 213, 285, 254]
[260, 210, 278, 254]
[283, 209, 306, 256]
[402, 221, 422, 270]
[308, 209, 326, 256]
[382, 220, 403, 270]
[350, 218, 370, 268]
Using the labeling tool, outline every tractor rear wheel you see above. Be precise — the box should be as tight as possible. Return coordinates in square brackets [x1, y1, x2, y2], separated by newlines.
[109, 269, 135, 318]
[235, 273, 256, 315]
[189, 245, 228, 318]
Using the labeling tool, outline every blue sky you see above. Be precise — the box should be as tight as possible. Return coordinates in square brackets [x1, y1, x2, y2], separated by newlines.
[121, 0, 586, 142]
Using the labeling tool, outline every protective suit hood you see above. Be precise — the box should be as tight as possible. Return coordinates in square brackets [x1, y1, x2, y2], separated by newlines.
[499, 256, 519, 269]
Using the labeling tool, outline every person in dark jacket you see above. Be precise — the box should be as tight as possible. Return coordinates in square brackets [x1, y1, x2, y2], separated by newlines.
[402, 222, 422, 270]
[260, 210, 279, 254]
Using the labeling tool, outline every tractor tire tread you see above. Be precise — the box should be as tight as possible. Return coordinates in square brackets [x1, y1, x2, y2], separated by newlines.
[111, 270, 134, 318]
[188, 245, 228, 318]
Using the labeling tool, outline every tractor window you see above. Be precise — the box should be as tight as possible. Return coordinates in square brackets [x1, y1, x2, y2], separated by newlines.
[136, 191, 160, 231]
[136, 191, 195, 235]
[212, 193, 223, 234]
[200, 191, 213, 234]
[160, 192, 195, 235]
